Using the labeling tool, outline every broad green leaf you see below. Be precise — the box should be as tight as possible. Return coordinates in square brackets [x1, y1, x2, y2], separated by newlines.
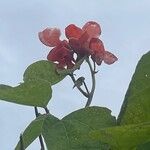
[23, 60, 65, 85]
[118, 51, 150, 125]
[0, 80, 52, 107]
[91, 122, 150, 150]
[42, 106, 116, 150]
[15, 114, 59, 150]
[15, 115, 46, 150]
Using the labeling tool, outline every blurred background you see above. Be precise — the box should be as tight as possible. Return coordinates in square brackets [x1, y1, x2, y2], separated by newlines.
[0, 0, 149, 149]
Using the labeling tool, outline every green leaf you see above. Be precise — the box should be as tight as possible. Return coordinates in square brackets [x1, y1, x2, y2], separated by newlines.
[0, 80, 52, 107]
[23, 60, 65, 85]
[136, 141, 150, 150]
[15, 114, 59, 150]
[42, 106, 116, 150]
[91, 122, 150, 150]
[118, 51, 150, 125]
[15, 107, 150, 150]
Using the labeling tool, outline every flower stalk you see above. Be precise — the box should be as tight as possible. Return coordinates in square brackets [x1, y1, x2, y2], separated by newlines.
[85, 58, 96, 107]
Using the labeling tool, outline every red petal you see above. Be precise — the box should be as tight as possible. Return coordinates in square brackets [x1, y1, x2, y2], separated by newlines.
[47, 44, 68, 61]
[82, 21, 101, 40]
[47, 47, 63, 61]
[60, 40, 72, 50]
[65, 24, 83, 39]
[91, 52, 103, 65]
[103, 51, 118, 65]
[69, 38, 81, 53]
[79, 31, 89, 45]
[39, 28, 61, 47]
[69, 38, 90, 56]
[89, 38, 105, 54]
[47, 41, 74, 69]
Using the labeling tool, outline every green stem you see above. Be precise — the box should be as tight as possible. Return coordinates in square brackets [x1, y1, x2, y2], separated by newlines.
[83, 81, 90, 95]
[34, 107, 45, 150]
[44, 107, 49, 114]
[20, 134, 25, 150]
[85, 58, 96, 107]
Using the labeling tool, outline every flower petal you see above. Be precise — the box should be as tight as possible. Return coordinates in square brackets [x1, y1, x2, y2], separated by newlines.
[47, 41, 74, 69]
[65, 24, 83, 39]
[69, 38, 90, 56]
[89, 38, 105, 54]
[82, 21, 101, 39]
[91, 52, 103, 65]
[39, 28, 61, 47]
[69, 38, 81, 52]
[47, 47, 64, 61]
[79, 31, 89, 45]
[103, 51, 118, 65]
[90, 38, 105, 65]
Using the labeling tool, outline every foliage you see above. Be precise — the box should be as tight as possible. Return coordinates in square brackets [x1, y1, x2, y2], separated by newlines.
[0, 21, 149, 149]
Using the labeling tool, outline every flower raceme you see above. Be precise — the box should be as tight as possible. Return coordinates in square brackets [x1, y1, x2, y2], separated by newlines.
[38, 21, 118, 68]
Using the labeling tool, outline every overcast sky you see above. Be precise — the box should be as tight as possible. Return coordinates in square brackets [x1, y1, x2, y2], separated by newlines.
[0, 0, 150, 149]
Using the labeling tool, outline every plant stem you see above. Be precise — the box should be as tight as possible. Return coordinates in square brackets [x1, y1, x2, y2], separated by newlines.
[93, 61, 96, 72]
[83, 81, 90, 95]
[44, 107, 50, 114]
[34, 107, 45, 150]
[20, 134, 25, 150]
[69, 74, 89, 98]
[85, 58, 96, 107]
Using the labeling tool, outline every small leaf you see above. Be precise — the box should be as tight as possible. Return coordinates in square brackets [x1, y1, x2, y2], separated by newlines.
[73, 77, 85, 88]
[118, 51, 150, 125]
[23, 60, 65, 85]
[91, 122, 150, 150]
[15, 114, 59, 150]
[0, 80, 52, 107]
[42, 106, 116, 150]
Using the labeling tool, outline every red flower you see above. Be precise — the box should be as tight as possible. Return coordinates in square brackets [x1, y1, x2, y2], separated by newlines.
[39, 21, 118, 68]
[65, 21, 117, 65]
[65, 21, 101, 57]
[39, 28, 74, 69]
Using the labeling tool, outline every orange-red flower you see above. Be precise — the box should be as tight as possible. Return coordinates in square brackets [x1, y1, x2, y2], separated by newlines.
[39, 28, 74, 69]
[65, 21, 117, 65]
[65, 21, 101, 57]
[39, 21, 118, 68]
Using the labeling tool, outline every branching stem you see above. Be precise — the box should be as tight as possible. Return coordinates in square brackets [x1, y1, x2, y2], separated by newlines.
[69, 74, 89, 98]
[69, 57, 96, 107]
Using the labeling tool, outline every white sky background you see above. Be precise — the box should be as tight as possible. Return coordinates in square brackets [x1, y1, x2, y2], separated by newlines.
[0, 0, 150, 149]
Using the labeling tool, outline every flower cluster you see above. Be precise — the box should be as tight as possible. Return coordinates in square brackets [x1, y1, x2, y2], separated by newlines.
[39, 21, 118, 68]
